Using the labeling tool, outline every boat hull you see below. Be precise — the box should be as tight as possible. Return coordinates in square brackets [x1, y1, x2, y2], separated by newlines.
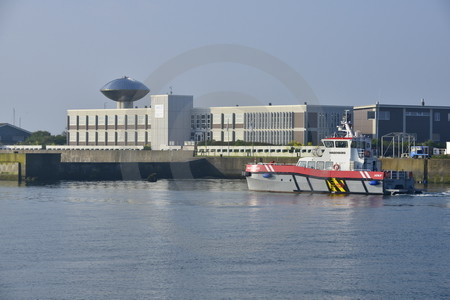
[244, 164, 416, 195]
[246, 172, 384, 194]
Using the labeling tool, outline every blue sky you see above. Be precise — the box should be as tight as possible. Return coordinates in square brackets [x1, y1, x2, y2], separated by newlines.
[1, 0, 449, 134]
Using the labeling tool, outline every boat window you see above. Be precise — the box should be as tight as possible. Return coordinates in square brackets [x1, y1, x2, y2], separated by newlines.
[307, 161, 315, 169]
[335, 141, 348, 148]
[316, 161, 324, 170]
[298, 161, 307, 168]
[323, 141, 334, 148]
[325, 161, 333, 170]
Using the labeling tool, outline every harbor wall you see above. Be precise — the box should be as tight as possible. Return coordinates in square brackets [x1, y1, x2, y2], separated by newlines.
[58, 150, 196, 163]
[60, 159, 225, 180]
[0, 153, 61, 181]
[0, 162, 21, 181]
[59, 156, 450, 183]
[426, 159, 450, 184]
[3, 149, 196, 163]
[1, 150, 449, 183]
[380, 158, 450, 184]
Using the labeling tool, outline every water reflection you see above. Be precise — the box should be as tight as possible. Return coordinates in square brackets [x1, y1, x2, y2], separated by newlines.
[245, 191, 385, 208]
[0, 179, 449, 299]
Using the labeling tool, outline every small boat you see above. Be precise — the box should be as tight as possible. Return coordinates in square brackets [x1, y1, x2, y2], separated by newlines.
[244, 111, 418, 195]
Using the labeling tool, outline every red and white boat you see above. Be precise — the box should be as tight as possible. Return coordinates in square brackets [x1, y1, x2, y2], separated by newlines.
[244, 112, 418, 195]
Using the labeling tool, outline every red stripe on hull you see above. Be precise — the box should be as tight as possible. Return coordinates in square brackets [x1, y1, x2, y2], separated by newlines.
[245, 164, 384, 180]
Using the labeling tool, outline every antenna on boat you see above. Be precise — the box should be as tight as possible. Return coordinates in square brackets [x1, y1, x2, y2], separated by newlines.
[336, 110, 354, 138]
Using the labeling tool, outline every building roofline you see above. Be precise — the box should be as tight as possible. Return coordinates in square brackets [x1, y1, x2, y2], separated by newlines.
[0, 123, 32, 134]
[208, 104, 351, 109]
[150, 94, 193, 97]
[354, 103, 450, 109]
[67, 108, 151, 113]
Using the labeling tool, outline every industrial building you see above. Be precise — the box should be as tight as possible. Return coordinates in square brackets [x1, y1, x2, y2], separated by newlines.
[0, 123, 31, 145]
[354, 103, 450, 144]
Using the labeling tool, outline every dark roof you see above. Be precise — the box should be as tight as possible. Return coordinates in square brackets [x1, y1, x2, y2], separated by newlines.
[0, 123, 31, 134]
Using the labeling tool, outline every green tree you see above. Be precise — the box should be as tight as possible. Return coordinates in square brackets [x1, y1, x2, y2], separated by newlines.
[422, 140, 442, 148]
[22, 131, 67, 145]
[287, 140, 302, 147]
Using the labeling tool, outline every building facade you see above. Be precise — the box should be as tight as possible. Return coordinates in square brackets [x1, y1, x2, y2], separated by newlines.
[194, 104, 352, 146]
[0, 123, 31, 145]
[354, 104, 450, 144]
[68, 96, 450, 149]
[67, 94, 351, 149]
[67, 95, 193, 150]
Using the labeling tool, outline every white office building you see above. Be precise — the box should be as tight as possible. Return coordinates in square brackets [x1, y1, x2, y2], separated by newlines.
[67, 94, 351, 149]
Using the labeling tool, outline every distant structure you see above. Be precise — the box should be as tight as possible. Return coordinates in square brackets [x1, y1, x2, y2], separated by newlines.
[100, 76, 150, 109]
[65, 76, 450, 149]
[354, 103, 450, 143]
[67, 95, 350, 149]
[0, 123, 31, 145]
[69, 76, 193, 150]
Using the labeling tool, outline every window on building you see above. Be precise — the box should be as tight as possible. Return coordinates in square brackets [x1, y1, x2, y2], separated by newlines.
[434, 112, 440, 121]
[367, 111, 375, 119]
[379, 111, 390, 120]
[406, 111, 430, 117]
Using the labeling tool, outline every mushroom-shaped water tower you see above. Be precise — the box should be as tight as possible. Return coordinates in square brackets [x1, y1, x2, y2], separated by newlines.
[100, 76, 150, 109]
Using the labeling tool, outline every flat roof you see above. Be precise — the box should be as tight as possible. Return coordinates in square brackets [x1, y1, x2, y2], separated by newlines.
[354, 103, 450, 110]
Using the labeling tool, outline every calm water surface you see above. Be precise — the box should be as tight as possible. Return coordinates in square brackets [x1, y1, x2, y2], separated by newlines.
[0, 180, 449, 299]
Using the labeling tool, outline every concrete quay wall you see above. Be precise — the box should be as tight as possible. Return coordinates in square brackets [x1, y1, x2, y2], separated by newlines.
[39, 149, 196, 163]
[0, 162, 21, 181]
[1, 150, 449, 183]
[380, 158, 450, 184]
[0, 153, 60, 181]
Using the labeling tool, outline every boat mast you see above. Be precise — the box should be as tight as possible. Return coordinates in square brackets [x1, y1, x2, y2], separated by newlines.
[336, 110, 354, 138]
